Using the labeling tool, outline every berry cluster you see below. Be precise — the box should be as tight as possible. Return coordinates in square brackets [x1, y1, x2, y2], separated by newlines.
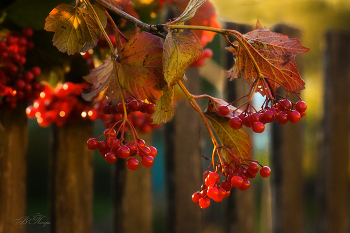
[192, 161, 271, 209]
[190, 48, 213, 67]
[87, 127, 157, 169]
[0, 27, 44, 109]
[217, 99, 307, 133]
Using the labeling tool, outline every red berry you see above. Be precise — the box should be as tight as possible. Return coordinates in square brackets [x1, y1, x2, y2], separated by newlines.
[199, 198, 210, 209]
[202, 48, 213, 59]
[217, 187, 226, 199]
[126, 157, 139, 170]
[220, 181, 232, 191]
[288, 110, 301, 123]
[260, 166, 271, 178]
[207, 172, 220, 185]
[300, 111, 306, 117]
[127, 99, 140, 112]
[141, 155, 154, 167]
[252, 122, 265, 133]
[145, 103, 155, 115]
[31, 66, 41, 77]
[231, 176, 243, 188]
[139, 146, 151, 157]
[105, 152, 118, 163]
[87, 138, 99, 150]
[192, 192, 202, 203]
[126, 142, 138, 156]
[278, 99, 292, 110]
[98, 141, 109, 153]
[22, 27, 33, 38]
[117, 145, 130, 159]
[149, 146, 157, 158]
[26, 106, 36, 118]
[263, 109, 275, 123]
[229, 116, 242, 129]
[248, 113, 260, 124]
[295, 101, 307, 112]
[207, 186, 219, 199]
[238, 179, 250, 191]
[218, 105, 230, 116]
[276, 112, 288, 124]
[247, 162, 259, 174]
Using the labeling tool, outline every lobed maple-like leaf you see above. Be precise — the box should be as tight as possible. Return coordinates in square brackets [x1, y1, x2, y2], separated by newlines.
[44, 4, 107, 55]
[175, 0, 221, 47]
[96, 0, 130, 10]
[116, 32, 166, 100]
[151, 88, 175, 124]
[163, 31, 203, 87]
[205, 112, 252, 162]
[226, 21, 309, 96]
[171, 0, 206, 24]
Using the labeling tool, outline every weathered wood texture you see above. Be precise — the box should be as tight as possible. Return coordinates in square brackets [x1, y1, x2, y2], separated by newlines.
[224, 22, 256, 233]
[271, 24, 305, 233]
[316, 30, 350, 233]
[112, 133, 153, 233]
[50, 121, 93, 233]
[0, 104, 28, 233]
[164, 67, 203, 233]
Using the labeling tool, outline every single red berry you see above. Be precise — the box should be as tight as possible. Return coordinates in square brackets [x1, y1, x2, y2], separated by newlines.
[243, 115, 253, 128]
[202, 48, 213, 59]
[260, 166, 271, 178]
[217, 187, 227, 199]
[192, 192, 202, 203]
[220, 181, 232, 191]
[127, 99, 140, 112]
[149, 146, 157, 158]
[199, 198, 210, 209]
[231, 176, 243, 188]
[288, 110, 301, 123]
[105, 152, 118, 163]
[126, 157, 139, 170]
[300, 111, 306, 117]
[207, 186, 219, 199]
[141, 155, 154, 167]
[139, 146, 151, 157]
[295, 101, 307, 112]
[98, 141, 109, 153]
[247, 162, 259, 174]
[276, 112, 288, 125]
[238, 179, 250, 191]
[248, 113, 260, 124]
[252, 122, 265, 133]
[125, 142, 138, 156]
[263, 109, 275, 123]
[87, 138, 99, 150]
[145, 103, 155, 114]
[218, 105, 230, 116]
[278, 99, 292, 110]
[104, 128, 117, 138]
[22, 27, 33, 38]
[207, 172, 220, 185]
[31, 66, 41, 77]
[107, 137, 118, 148]
[229, 116, 242, 129]
[117, 145, 130, 159]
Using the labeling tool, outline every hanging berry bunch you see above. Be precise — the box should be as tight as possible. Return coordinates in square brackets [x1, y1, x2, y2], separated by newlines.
[0, 27, 44, 109]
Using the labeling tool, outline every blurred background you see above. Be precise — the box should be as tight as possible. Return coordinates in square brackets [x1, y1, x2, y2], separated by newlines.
[0, 0, 349, 233]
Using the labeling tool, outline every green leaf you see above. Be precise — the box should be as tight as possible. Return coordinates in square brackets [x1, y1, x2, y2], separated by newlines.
[44, 4, 106, 55]
[163, 31, 202, 87]
[205, 112, 252, 162]
[151, 88, 174, 124]
[171, 0, 206, 24]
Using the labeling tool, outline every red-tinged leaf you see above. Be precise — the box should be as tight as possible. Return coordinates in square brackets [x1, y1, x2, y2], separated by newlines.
[171, 0, 206, 24]
[151, 88, 174, 124]
[206, 97, 242, 118]
[116, 32, 166, 100]
[44, 4, 107, 55]
[205, 112, 252, 161]
[175, 0, 221, 47]
[163, 31, 202, 87]
[95, 0, 130, 10]
[226, 21, 309, 96]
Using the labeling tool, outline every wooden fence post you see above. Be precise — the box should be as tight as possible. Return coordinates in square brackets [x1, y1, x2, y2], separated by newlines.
[50, 121, 93, 233]
[0, 104, 28, 233]
[270, 24, 305, 233]
[316, 30, 350, 233]
[164, 67, 203, 233]
[224, 22, 256, 233]
[112, 133, 153, 233]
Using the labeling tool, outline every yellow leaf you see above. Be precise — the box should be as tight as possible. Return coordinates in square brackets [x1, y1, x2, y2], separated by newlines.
[152, 88, 174, 124]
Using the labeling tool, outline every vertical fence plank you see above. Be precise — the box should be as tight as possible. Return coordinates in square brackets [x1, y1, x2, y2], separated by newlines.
[270, 24, 305, 233]
[316, 30, 350, 233]
[224, 22, 256, 233]
[112, 133, 153, 233]
[164, 67, 203, 233]
[0, 104, 27, 233]
[50, 121, 93, 233]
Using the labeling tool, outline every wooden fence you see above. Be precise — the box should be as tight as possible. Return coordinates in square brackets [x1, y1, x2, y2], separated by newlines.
[0, 23, 349, 233]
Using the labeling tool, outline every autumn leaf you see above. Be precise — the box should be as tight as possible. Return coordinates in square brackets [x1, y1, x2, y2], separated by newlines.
[175, 0, 221, 46]
[163, 31, 202, 87]
[226, 21, 309, 96]
[95, 0, 130, 10]
[205, 112, 252, 162]
[116, 32, 166, 100]
[171, 0, 206, 24]
[44, 4, 107, 55]
[151, 88, 175, 124]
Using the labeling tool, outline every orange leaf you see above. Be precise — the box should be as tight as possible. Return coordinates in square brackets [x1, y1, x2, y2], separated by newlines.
[227, 21, 309, 96]
[116, 32, 166, 100]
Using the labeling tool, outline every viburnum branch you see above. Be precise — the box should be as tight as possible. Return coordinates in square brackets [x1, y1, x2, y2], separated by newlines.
[82, 0, 116, 56]
[112, 59, 128, 119]
[177, 81, 219, 147]
[102, 7, 126, 51]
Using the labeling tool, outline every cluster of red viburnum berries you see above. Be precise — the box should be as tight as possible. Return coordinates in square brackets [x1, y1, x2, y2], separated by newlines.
[0, 27, 45, 109]
[217, 99, 307, 133]
[192, 161, 271, 209]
